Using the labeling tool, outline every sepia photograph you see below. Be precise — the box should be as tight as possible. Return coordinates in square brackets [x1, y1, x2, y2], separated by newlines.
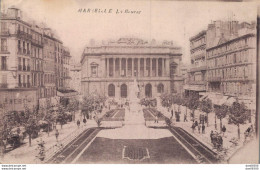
[0, 0, 259, 167]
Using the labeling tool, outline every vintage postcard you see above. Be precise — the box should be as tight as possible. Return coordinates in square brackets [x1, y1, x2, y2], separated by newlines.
[0, 0, 259, 166]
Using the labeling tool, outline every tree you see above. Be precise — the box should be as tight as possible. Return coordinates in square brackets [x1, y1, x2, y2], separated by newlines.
[200, 98, 213, 127]
[40, 100, 56, 136]
[56, 104, 66, 129]
[173, 93, 183, 112]
[23, 106, 39, 147]
[187, 93, 199, 121]
[160, 93, 172, 108]
[0, 107, 9, 157]
[182, 96, 189, 117]
[215, 104, 229, 133]
[229, 101, 249, 139]
[66, 98, 79, 122]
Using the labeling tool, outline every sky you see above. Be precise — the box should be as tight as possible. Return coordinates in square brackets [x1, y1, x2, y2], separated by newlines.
[1, 0, 258, 65]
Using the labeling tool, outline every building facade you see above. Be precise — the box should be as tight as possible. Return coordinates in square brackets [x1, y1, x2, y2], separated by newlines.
[70, 63, 81, 93]
[0, 7, 72, 112]
[184, 30, 207, 96]
[62, 47, 71, 89]
[0, 8, 38, 112]
[206, 31, 256, 105]
[81, 38, 183, 100]
[43, 28, 58, 98]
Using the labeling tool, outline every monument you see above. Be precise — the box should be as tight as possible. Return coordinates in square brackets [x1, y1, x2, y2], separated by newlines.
[128, 79, 141, 114]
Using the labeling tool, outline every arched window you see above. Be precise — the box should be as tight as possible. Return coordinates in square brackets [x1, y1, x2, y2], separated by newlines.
[121, 84, 127, 98]
[108, 84, 115, 97]
[157, 83, 164, 93]
[145, 83, 152, 98]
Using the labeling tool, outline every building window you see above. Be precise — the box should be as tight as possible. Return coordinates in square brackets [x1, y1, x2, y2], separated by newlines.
[18, 74, 21, 87]
[1, 56, 7, 70]
[90, 63, 98, 77]
[1, 75, 7, 88]
[108, 84, 115, 97]
[157, 83, 164, 93]
[121, 84, 127, 98]
[1, 39, 7, 51]
[145, 83, 152, 98]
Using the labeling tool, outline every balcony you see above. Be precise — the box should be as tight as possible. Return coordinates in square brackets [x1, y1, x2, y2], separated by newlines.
[189, 65, 207, 72]
[0, 83, 8, 88]
[31, 39, 43, 46]
[0, 30, 10, 36]
[17, 30, 32, 40]
[18, 65, 22, 71]
[208, 76, 221, 82]
[188, 80, 206, 85]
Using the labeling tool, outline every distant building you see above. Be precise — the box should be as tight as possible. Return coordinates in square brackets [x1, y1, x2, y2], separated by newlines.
[62, 47, 72, 89]
[184, 30, 207, 96]
[70, 63, 81, 93]
[81, 38, 183, 100]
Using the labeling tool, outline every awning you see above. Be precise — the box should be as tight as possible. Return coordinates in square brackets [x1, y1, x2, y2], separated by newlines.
[215, 96, 229, 106]
[57, 89, 78, 98]
[224, 97, 237, 106]
[199, 94, 208, 101]
[202, 93, 228, 106]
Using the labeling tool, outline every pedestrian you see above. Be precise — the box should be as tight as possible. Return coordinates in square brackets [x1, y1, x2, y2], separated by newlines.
[210, 130, 214, 143]
[171, 109, 173, 118]
[195, 120, 198, 127]
[198, 124, 201, 134]
[222, 125, 226, 136]
[191, 123, 195, 133]
[202, 124, 205, 134]
[77, 120, 80, 128]
[55, 129, 59, 142]
[204, 115, 208, 125]
[184, 114, 187, 122]
[83, 118, 87, 126]
[155, 115, 158, 123]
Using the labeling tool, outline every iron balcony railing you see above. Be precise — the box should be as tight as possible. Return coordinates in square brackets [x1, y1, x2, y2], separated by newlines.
[0, 83, 8, 88]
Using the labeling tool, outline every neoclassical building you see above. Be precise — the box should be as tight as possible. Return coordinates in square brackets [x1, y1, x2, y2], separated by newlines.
[80, 38, 183, 100]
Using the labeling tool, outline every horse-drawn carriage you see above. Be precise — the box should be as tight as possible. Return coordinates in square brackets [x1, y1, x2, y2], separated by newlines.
[210, 131, 223, 150]
[5, 127, 26, 150]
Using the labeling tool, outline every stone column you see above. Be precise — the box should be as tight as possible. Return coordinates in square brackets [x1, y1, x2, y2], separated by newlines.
[126, 58, 128, 77]
[144, 58, 146, 77]
[106, 58, 109, 77]
[150, 58, 152, 77]
[162, 58, 164, 77]
[132, 58, 134, 77]
[166, 58, 170, 76]
[119, 58, 121, 77]
[113, 58, 115, 77]
[156, 58, 158, 77]
[138, 58, 140, 77]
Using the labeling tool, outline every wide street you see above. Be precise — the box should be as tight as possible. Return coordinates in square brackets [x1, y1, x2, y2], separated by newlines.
[47, 107, 219, 164]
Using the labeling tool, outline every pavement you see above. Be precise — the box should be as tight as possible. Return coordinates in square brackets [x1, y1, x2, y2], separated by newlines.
[1, 110, 98, 164]
[158, 104, 257, 163]
[97, 107, 172, 139]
